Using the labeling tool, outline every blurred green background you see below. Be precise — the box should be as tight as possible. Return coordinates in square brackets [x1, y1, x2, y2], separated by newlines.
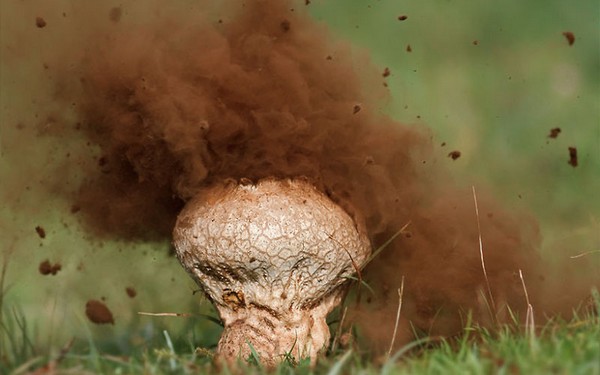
[1, 0, 598, 358]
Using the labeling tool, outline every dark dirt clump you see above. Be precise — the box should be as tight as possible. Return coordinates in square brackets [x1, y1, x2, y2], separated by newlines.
[35, 17, 46, 28]
[562, 31, 575, 46]
[568, 147, 578, 167]
[39, 260, 62, 275]
[125, 287, 137, 298]
[109, 7, 122, 23]
[35, 226, 46, 239]
[548, 127, 561, 139]
[448, 150, 461, 160]
[85, 300, 115, 325]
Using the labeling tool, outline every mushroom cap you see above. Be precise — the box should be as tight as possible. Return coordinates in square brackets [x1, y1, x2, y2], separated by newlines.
[173, 178, 371, 312]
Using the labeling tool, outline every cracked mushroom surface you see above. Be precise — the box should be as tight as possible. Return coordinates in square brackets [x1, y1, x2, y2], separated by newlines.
[173, 178, 371, 366]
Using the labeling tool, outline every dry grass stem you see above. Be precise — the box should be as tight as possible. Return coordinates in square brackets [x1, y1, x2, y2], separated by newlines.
[331, 306, 348, 353]
[366, 221, 412, 265]
[570, 249, 600, 259]
[519, 269, 535, 340]
[387, 275, 405, 359]
[138, 312, 195, 317]
[472, 186, 496, 311]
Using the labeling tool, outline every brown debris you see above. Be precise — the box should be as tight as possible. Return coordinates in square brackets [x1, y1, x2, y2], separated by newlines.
[397, 15, 408, 21]
[382, 67, 391, 78]
[126, 287, 137, 298]
[85, 300, 114, 324]
[448, 150, 461, 160]
[109, 7, 122, 23]
[568, 147, 578, 167]
[562, 31, 575, 46]
[35, 17, 46, 28]
[406, 44, 412, 52]
[548, 127, 561, 139]
[39, 260, 62, 275]
[35, 226, 46, 239]
[353, 104, 361, 114]
[472, 40, 479, 46]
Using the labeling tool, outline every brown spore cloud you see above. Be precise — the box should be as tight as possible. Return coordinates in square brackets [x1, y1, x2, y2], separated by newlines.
[2, 0, 591, 354]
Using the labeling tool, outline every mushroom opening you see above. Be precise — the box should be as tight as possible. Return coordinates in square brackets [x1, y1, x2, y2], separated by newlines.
[173, 178, 371, 366]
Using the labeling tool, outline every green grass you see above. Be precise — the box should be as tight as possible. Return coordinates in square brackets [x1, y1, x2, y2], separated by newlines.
[2, 287, 599, 374]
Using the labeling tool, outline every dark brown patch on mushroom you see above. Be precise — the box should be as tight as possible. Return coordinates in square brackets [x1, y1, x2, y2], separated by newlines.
[220, 263, 259, 283]
[39, 260, 61, 275]
[35, 226, 46, 239]
[249, 302, 281, 319]
[568, 147, 578, 167]
[125, 287, 137, 298]
[222, 290, 246, 310]
[195, 262, 230, 283]
[85, 300, 114, 324]
[548, 127, 561, 139]
[35, 17, 47, 28]
[353, 104, 361, 114]
[562, 31, 575, 46]
[280, 19, 291, 32]
[448, 151, 461, 160]
[262, 317, 276, 330]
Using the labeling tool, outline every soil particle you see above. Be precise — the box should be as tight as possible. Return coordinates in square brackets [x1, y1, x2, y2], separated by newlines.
[548, 127, 561, 139]
[35, 17, 46, 28]
[126, 287, 137, 298]
[448, 151, 461, 160]
[397, 15, 408, 21]
[472, 40, 479, 45]
[35, 226, 46, 239]
[85, 300, 115, 325]
[98, 156, 108, 167]
[568, 147, 578, 167]
[406, 44, 412, 52]
[39, 260, 62, 275]
[441, 142, 446, 147]
[109, 7, 122, 23]
[382, 67, 391, 78]
[562, 31, 575, 46]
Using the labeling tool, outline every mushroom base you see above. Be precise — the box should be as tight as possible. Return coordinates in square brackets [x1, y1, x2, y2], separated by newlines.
[216, 292, 342, 368]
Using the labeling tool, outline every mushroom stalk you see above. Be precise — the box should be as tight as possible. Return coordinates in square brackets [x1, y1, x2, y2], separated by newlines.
[173, 178, 371, 367]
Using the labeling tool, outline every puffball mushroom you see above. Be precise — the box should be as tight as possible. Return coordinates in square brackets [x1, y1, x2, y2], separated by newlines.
[173, 178, 371, 366]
